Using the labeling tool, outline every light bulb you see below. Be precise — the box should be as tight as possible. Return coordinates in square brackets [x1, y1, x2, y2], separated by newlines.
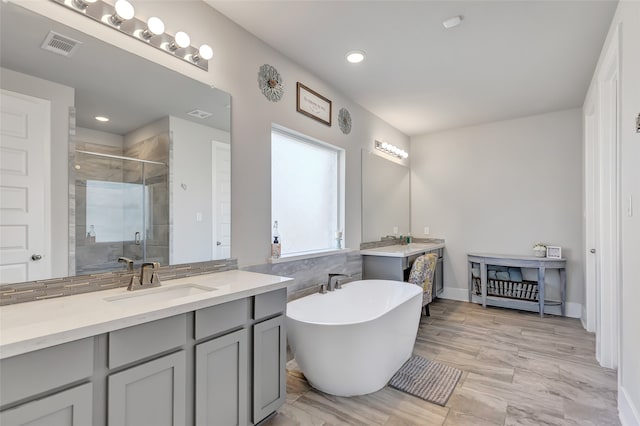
[110, 0, 134, 26]
[147, 17, 164, 35]
[198, 44, 213, 60]
[174, 31, 190, 48]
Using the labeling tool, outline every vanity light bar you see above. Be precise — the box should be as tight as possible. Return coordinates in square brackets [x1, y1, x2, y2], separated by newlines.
[51, 0, 211, 71]
[375, 140, 408, 160]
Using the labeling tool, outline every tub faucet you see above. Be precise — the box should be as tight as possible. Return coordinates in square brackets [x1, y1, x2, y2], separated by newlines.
[327, 273, 351, 291]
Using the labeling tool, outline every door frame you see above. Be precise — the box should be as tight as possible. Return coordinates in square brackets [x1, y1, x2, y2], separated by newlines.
[584, 25, 621, 370]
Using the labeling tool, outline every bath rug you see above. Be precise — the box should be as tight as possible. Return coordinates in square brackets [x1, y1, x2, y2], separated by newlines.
[389, 355, 462, 406]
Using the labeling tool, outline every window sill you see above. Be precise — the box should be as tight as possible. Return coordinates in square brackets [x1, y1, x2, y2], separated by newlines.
[267, 248, 355, 264]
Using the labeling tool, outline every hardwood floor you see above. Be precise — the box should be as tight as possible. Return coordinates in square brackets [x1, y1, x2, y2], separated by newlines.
[266, 299, 620, 426]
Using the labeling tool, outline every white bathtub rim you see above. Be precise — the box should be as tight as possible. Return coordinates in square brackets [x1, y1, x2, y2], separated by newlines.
[286, 279, 422, 326]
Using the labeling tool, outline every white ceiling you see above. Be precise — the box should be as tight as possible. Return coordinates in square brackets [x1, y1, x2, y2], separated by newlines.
[207, 0, 617, 136]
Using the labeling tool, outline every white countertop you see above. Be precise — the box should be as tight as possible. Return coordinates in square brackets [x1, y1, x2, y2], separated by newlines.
[359, 242, 445, 258]
[0, 270, 292, 360]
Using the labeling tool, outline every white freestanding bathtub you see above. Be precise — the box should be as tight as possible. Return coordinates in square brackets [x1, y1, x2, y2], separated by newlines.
[286, 279, 423, 396]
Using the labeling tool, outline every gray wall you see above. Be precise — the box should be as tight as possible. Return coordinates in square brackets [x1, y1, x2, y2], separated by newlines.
[410, 109, 583, 311]
[16, 0, 410, 272]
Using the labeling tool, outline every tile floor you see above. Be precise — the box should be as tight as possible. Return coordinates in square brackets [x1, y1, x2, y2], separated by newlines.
[265, 298, 620, 425]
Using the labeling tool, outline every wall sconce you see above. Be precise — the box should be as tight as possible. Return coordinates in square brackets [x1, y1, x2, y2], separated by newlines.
[375, 140, 408, 160]
[51, 0, 212, 71]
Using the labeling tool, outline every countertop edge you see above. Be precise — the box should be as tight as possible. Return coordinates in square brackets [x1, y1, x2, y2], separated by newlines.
[359, 243, 445, 257]
[0, 271, 293, 360]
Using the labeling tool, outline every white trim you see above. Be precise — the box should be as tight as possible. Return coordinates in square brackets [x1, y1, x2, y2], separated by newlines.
[620, 386, 640, 426]
[438, 286, 468, 302]
[564, 302, 583, 319]
[267, 248, 354, 264]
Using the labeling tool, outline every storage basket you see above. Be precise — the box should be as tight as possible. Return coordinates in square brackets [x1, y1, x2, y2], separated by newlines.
[472, 277, 539, 301]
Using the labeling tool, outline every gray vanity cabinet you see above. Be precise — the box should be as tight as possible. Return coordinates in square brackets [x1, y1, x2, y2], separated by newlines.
[108, 351, 186, 426]
[195, 329, 248, 426]
[0, 383, 93, 426]
[252, 315, 286, 424]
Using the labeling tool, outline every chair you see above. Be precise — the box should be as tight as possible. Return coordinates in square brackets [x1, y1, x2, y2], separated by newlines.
[407, 253, 438, 316]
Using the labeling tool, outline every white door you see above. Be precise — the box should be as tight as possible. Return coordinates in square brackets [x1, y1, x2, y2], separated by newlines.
[212, 141, 231, 259]
[584, 103, 598, 333]
[0, 89, 51, 284]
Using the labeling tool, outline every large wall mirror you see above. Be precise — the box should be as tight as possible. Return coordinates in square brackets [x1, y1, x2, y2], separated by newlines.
[0, 3, 231, 284]
[361, 150, 410, 243]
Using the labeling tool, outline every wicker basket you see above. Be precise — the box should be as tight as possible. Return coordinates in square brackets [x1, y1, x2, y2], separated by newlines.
[472, 277, 539, 301]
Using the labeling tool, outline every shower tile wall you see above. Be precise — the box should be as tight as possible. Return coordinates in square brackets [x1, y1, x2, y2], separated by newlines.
[74, 132, 169, 275]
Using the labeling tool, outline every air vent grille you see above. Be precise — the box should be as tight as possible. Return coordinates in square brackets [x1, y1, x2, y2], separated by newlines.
[187, 109, 213, 119]
[41, 31, 82, 57]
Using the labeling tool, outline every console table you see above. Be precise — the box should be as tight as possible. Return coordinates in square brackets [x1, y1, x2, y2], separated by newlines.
[467, 253, 566, 318]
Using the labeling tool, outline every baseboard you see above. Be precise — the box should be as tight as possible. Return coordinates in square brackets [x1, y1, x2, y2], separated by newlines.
[439, 287, 469, 302]
[440, 287, 582, 318]
[620, 386, 640, 426]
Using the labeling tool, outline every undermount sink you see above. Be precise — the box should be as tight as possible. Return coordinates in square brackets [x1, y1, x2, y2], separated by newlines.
[104, 284, 217, 306]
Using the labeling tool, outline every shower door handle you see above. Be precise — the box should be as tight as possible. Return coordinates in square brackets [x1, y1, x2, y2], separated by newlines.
[135, 232, 141, 245]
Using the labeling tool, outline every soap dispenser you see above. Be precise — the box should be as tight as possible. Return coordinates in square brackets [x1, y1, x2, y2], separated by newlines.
[271, 221, 281, 259]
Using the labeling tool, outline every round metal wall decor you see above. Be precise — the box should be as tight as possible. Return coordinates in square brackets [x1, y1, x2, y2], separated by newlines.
[338, 107, 352, 134]
[258, 64, 284, 102]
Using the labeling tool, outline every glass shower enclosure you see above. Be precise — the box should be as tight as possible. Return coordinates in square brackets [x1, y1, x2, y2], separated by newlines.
[74, 150, 169, 275]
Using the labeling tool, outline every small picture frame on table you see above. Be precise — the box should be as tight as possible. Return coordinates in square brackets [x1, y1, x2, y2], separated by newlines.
[546, 246, 562, 259]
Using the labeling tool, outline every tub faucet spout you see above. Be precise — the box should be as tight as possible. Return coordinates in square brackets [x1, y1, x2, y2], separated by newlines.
[327, 273, 351, 291]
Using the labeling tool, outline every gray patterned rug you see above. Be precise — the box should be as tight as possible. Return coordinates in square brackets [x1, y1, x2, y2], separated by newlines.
[389, 355, 462, 406]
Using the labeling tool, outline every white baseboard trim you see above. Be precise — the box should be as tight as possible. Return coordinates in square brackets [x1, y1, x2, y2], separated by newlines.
[439, 287, 469, 302]
[620, 386, 640, 426]
[439, 287, 582, 318]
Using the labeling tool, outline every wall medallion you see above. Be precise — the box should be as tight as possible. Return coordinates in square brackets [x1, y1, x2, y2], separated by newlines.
[338, 107, 352, 134]
[258, 64, 284, 102]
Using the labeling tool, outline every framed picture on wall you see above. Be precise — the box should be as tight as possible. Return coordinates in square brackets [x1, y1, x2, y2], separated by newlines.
[296, 82, 332, 126]
[546, 246, 562, 259]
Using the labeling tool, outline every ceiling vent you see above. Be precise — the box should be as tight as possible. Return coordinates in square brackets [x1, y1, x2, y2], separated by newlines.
[187, 109, 213, 119]
[41, 31, 82, 57]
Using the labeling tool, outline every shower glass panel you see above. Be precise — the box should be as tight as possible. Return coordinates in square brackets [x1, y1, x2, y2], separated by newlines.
[75, 151, 168, 274]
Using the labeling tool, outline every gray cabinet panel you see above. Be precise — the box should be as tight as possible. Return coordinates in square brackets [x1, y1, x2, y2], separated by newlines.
[195, 298, 249, 340]
[0, 338, 93, 407]
[0, 382, 92, 426]
[254, 288, 286, 321]
[108, 351, 186, 426]
[195, 329, 248, 426]
[108, 314, 186, 369]
[252, 315, 286, 424]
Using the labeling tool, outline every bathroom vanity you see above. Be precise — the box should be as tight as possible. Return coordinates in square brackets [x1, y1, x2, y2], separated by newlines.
[0, 270, 291, 426]
[360, 243, 445, 296]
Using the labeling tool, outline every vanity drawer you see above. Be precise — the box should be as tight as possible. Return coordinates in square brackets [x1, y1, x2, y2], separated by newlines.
[108, 314, 186, 369]
[0, 338, 94, 407]
[195, 298, 249, 340]
[254, 288, 287, 321]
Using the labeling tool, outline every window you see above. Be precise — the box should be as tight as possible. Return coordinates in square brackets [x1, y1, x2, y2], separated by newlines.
[271, 126, 345, 256]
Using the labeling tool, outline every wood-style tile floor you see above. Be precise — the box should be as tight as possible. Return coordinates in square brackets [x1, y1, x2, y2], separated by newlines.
[265, 299, 620, 426]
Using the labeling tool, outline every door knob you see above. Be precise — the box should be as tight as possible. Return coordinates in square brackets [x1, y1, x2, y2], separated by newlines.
[216, 241, 222, 246]
[590, 249, 596, 253]
[31, 254, 43, 261]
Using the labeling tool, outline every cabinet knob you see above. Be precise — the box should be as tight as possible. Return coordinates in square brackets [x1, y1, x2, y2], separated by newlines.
[590, 249, 596, 254]
[31, 254, 43, 261]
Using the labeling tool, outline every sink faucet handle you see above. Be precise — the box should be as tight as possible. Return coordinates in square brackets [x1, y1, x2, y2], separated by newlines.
[118, 257, 134, 272]
[140, 262, 161, 286]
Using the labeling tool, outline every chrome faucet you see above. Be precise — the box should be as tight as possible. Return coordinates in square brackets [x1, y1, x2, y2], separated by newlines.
[119, 260, 161, 291]
[327, 273, 351, 291]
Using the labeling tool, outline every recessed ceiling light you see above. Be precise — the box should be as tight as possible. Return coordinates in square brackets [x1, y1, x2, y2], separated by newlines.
[95, 116, 109, 122]
[443, 15, 463, 29]
[346, 50, 366, 64]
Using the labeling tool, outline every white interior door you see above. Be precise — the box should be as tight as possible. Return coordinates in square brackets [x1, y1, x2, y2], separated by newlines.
[212, 141, 231, 259]
[584, 102, 599, 334]
[0, 89, 51, 283]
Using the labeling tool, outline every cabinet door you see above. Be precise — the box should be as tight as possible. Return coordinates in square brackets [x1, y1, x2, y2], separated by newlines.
[195, 328, 248, 426]
[108, 351, 186, 426]
[0, 382, 92, 426]
[435, 257, 444, 296]
[252, 315, 286, 424]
